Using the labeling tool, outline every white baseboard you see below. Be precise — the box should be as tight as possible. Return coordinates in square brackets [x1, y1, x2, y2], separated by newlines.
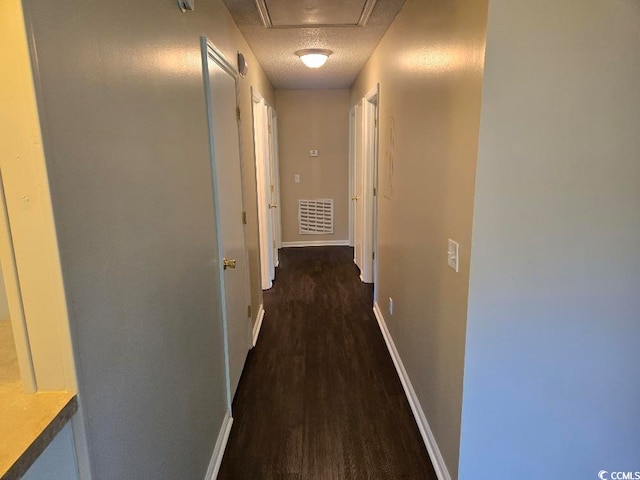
[204, 410, 233, 480]
[281, 240, 350, 247]
[252, 304, 265, 347]
[372, 302, 452, 480]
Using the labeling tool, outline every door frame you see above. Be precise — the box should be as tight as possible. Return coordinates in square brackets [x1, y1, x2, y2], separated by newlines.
[360, 85, 380, 289]
[201, 37, 252, 409]
[348, 105, 356, 247]
[251, 88, 281, 289]
[267, 106, 282, 266]
[352, 100, 364, 272]
[251, 89, 273, 289]
[0, 172, 36, 393]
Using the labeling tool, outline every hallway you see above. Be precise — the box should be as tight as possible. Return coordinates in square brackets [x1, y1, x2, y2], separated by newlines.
[218, 247, 436, 479]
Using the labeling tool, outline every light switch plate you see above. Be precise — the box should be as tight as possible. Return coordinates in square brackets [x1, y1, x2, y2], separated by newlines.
[389, 297, 394, 315]
[309, 149, 319, 157]
[448, 239, 459, 273]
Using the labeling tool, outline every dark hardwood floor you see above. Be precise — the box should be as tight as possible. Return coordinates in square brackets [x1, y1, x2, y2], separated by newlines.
[218, 246, 436, 479]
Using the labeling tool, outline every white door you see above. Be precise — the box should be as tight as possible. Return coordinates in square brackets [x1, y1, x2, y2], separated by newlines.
[353, 101, 365, 275]
[203, 40, 251, 401]
[349, 107, 356, 247]
[361, 88, 379, 284]
[365, 90, 380, 293]
[353, 88, 379, 285]
[252, 93, 275, 289]
[267, 107, 281, 268]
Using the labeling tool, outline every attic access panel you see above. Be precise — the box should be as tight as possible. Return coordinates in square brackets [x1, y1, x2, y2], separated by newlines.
[256, 0, 377, 28]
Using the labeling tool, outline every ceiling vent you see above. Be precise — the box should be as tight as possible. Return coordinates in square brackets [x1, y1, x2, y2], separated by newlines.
[254, 0, 377, 28]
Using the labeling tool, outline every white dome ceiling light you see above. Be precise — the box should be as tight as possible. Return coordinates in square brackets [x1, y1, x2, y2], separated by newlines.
[295, 49, 333, 69]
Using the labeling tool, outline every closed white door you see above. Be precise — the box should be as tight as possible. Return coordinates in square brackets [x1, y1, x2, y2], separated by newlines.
[203, 41, 250, 400]
[353, 101, 365, 274]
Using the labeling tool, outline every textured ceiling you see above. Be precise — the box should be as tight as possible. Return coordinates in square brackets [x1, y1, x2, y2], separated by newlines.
[265, 0, 368, 27]
[223, 0, 408, 90]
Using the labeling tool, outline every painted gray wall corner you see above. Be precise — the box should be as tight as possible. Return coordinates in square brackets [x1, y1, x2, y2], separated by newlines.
[460, 0, 640, 477]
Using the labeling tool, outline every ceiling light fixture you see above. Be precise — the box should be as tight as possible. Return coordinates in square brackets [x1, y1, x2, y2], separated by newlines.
[295, 49, 333, 69]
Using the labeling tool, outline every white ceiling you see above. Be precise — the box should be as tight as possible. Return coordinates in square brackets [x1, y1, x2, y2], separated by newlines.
[223, 0, 408, 90]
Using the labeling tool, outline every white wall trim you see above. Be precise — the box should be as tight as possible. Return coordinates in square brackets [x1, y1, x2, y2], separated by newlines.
[348, 106, 356, 247]
[204, 410, 233, 480]
[252, 304, 265, 347]
[282, 240, 350, 248]
[372, 302, 452, 480]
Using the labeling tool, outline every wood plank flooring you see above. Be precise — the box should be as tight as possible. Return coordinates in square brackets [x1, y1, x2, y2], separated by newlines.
[218, 246, 436, 479]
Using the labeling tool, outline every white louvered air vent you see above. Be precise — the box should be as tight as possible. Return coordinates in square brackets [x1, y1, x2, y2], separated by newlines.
[298, 199, 334, 235]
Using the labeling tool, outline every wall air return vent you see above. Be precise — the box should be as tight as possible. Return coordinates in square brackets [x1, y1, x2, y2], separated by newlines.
[298, 199, 334, 234]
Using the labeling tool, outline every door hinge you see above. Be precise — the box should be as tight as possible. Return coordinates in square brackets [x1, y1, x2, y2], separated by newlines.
[247, 305, 252, 318]
[268, 124, 272, 133]
[242, 211, 247, 225]
[373, 187, 377, 196]
[374, 118, 378, 128]
[270, 185, 275, 193]
[372, 251, 376, 260]
[273, 240, 276, 248]
[236, 107, 241, 122]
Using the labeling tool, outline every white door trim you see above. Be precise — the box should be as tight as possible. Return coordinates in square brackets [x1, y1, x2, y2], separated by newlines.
[251, 303, 265, 347]
[0, 173, 36, 392]
[353, 101, 364, 272]
[251, 89, 281, 288]
[360, 84, 380, 286]
[268, 108, 282, 265]
[348, 106, 356, 247]
[204, 411, 234, 480]
[251, 88, 273, 290]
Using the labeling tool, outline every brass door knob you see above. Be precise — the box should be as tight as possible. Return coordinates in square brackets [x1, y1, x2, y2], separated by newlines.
[268, 203, 278, 209]
[223, 258, 237, 270]
[351, 195, 359, 201]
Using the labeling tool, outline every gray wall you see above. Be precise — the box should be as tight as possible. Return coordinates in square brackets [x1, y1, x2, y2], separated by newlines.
[460, 0, 640, 477]
[276, 89, 350, 243]
[350, 0, 488, 476]
[22, 0, 272, 477]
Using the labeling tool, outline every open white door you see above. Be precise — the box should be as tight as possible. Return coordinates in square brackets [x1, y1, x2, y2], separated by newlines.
[267, 107, 281, 268]
[353, 101, 365, 275]
[202, 39, 251, 402]
[352, 86, 379, 285]
[349, 106, 356, 247]
[361, 86, 379, 285]
[252, 90, 281, 289]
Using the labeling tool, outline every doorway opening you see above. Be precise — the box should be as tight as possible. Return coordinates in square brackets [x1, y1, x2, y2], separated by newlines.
[251, 88, 282, 291]
[350, 85, 380, 301]
[0, 174, 35, 394]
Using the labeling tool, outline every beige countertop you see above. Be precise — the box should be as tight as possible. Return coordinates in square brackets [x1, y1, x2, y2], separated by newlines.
[0, 320, 77, 479]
